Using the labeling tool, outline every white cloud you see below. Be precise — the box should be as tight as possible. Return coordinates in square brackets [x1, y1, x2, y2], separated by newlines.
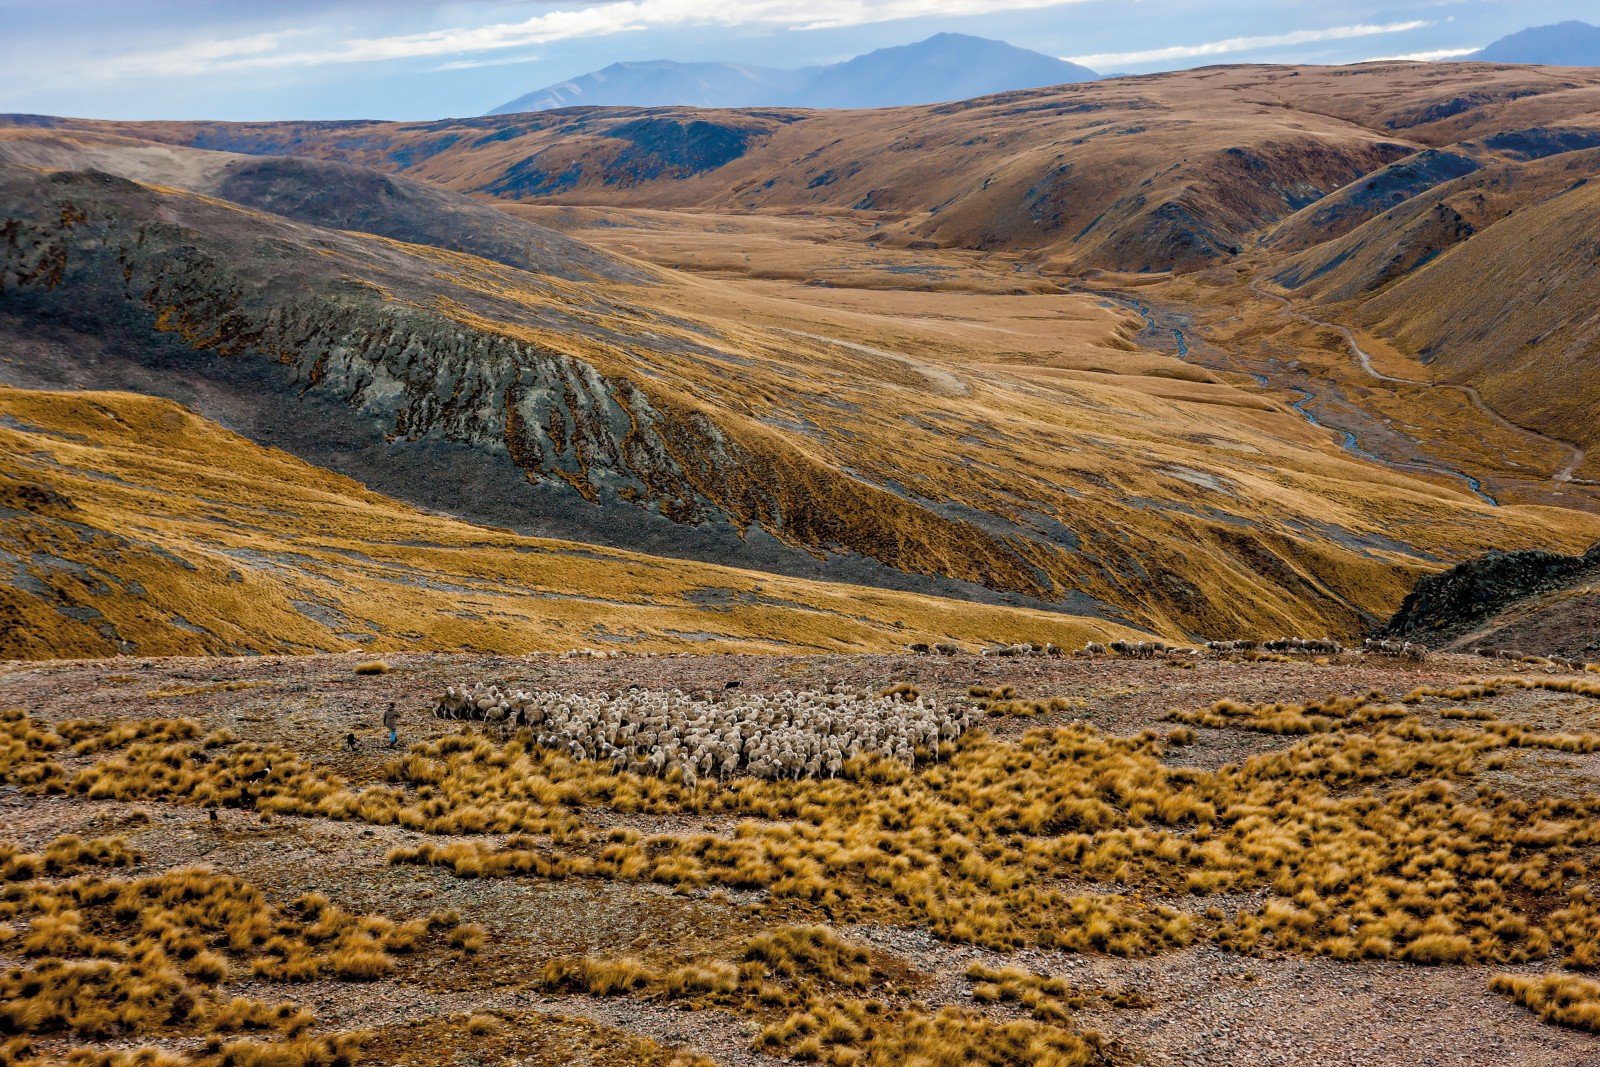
[93, 0, 1093, 79]
[1362, 47, 1479, 63]
[1066, 20, 1431, 69]
[428, 52, 545, 72]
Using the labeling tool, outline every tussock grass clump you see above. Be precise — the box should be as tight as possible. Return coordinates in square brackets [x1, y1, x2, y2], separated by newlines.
[60, 717, 202, 756]
[0, 843, 460, 1059]
[539, 956, 653, 996]
[1491, 972, 1600, 1031]
[465, 1013, 499, 1036]
[538, 927, 1107, 1066]
[354, 661, 391, 676]
[966, 963, 1083, 1023]
[540, 925, 890, 1016]
[1170, 690, 1400, 735]
[0, 836, 140, 880]
[755, 999, 1107, 1067]
[968, 688, 1082, 718]
[0, 710, 67, 795]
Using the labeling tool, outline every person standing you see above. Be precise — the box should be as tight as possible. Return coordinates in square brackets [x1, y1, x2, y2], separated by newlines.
[383, 702, 399, 748]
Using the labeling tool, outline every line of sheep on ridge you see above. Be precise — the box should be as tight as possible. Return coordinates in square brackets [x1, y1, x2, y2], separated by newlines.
[1363, 638, 1429, 662]
[1472, 647, 1592, 671]
[433, 682, 982, 786]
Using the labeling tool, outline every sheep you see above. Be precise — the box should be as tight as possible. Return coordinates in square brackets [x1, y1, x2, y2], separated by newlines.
[1110, 640, 1169, 659]
[428, 682, 975, 784]
[1261, 637, 1344, 655]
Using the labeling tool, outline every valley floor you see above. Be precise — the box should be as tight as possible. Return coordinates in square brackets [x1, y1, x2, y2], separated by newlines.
[6, 650, 1600, 1066]
[520, 204, 1600, 512]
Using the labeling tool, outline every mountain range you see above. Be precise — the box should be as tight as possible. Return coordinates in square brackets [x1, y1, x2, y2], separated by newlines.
[1472, 21, 1600, 65]
[489, 33, 1098, 114]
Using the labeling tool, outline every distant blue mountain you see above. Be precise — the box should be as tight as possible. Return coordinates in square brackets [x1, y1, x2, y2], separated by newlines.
[1470, 21, 1600, 65]
[488, 33, 1098, 115]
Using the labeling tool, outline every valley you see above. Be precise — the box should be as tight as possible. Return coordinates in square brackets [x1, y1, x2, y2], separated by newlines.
[8, 41, 1600, 1067]
[11, 125, 1598, 652]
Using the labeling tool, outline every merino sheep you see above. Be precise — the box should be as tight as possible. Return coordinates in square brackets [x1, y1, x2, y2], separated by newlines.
[431, 682, 978, 783]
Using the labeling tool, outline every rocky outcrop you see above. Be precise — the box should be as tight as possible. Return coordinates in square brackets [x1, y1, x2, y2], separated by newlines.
[1382, 542, 1600, 645]
[0, 163, 1073, 616]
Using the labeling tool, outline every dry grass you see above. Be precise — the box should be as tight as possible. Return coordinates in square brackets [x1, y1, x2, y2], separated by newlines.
[353, 662, 391, 676]
[0, 827, 469, 1067]
[9, 662, 1600, 1067]
[536, 926, 1109, 1066]
[40, 682, 1600, 968]
[1491, 973, 1600, 1032]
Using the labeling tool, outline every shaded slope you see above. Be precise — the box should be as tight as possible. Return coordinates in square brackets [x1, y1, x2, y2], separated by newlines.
[0, 128, 643, 282]
[1331, 172, 1600, 460]
[0, 165, 1070, 622]
[1271, 147, 1600, 301]
[0, 386, 1139, 659]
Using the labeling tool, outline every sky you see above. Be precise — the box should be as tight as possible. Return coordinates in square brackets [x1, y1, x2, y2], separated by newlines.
[0, 0, 1594, 121]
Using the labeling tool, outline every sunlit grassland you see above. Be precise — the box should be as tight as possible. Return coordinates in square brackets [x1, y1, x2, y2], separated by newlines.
[0, 386, 1142, 659]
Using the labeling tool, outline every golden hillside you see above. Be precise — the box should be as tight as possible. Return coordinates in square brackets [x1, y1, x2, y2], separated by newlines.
[0, 385, 1154, 659]
[7, 162, 1597, 647]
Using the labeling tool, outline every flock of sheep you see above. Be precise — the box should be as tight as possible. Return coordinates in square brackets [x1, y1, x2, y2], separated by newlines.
[422, 630, 1597, 786]
[433, 683, 982, 785]
[913, 636, 1361, 660]
[1472, 647, 1592, 671]
[1362, 637, 1429, 662]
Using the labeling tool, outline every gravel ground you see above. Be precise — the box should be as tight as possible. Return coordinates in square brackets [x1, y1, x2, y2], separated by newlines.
[4, 650, 1599, 1066]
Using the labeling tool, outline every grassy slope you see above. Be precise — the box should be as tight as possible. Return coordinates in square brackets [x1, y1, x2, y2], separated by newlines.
[5, 163, 1599, 645]
[31, 65, 1571, 273]
[1352, 177, 1600, 463]
[0, 386, 1150, 659]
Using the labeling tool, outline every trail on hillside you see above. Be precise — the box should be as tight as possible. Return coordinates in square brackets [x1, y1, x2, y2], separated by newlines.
[1247, 277, 1594, 488]
[779, 329, 970, 396]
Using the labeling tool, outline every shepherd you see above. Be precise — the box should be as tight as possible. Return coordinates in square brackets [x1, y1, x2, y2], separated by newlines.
[383, 702, 399, 748]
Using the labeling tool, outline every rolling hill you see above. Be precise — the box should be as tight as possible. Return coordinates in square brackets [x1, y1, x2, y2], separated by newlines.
[23, 62, 1600, 281]
[7, 153, 1595, 646]
[8, 61, 1600, 654]
[0, 385, 1142, 659]
[489, 34, 1098, 114]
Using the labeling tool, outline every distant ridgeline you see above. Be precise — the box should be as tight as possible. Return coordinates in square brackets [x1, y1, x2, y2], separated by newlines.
[489, 34, 1098, 114]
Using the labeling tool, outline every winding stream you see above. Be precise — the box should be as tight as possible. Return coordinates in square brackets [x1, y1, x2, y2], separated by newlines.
[1247, 276, 1593, 489]
[1092, 287, 1501, 506]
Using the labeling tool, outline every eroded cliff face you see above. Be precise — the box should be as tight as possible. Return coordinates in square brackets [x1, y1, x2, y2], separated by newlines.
[0, 166, 1075, 621]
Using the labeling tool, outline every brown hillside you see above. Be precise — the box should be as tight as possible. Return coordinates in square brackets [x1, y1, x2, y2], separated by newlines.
[0, 385, 1148, 659]
[1356, 175, 1600, 461]
[8, 162, 1597, 640]
[34, 64, 1600, 273]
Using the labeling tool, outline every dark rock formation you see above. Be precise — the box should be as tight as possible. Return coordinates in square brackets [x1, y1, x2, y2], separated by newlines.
[1382, 542, 1600, 643]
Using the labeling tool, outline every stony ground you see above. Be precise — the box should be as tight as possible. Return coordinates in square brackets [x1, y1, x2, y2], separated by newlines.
[4, 649, 1600, 1067]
